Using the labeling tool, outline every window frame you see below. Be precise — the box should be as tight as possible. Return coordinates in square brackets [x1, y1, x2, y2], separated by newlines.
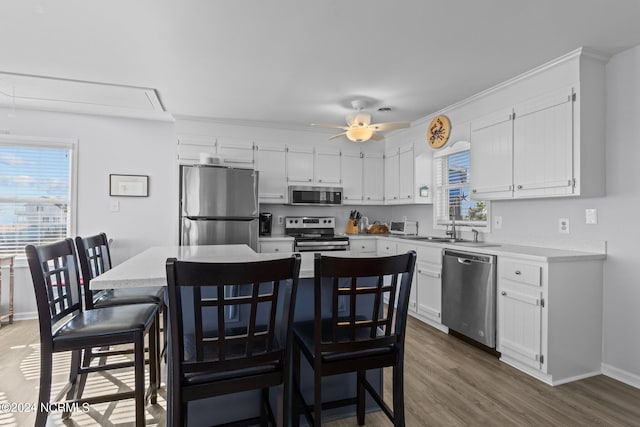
[432, 140, 490, 232]
[0, 134, 78, 258]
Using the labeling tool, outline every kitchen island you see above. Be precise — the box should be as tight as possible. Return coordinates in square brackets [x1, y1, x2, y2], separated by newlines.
[91, 244, 383, 426]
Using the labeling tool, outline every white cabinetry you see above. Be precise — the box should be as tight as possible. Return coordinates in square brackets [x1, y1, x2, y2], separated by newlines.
[470, 50, 606, 201]
[398, 145, 415, 202]
[470, 109, 514, 199]
[348, 237, 376, 255]
[314, 147, 341, 185]
[286, 146, 314, 184]
[497, 255, 603, 385]
[217, 139, 254, 167]
[513, 88, 574, 197]
[258, 239, 293, 254]
[177, 137, 216, 164]
[415, 246, 443, 326]
[362, 152, 384, 203]
[254, 143, 287, 203]
[341, 150, 363, 203]
[384, 149, 400, 203]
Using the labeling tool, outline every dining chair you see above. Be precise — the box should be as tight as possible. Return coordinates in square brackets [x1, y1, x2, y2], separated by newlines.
[75, 232, 166, 360]
[165, 254, 301, 426]
[26, 239, 159, 427]
[291, 251, 417, 427]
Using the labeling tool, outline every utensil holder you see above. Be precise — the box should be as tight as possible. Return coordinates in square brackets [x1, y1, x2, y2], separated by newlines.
[345, 219, 359, 234]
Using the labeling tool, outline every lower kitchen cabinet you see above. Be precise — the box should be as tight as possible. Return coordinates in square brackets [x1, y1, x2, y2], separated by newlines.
[258, 239, 293, 254]
[348, 236, 377, 255]
[497, 256, 603, 385]
[415, 262, 442, 324]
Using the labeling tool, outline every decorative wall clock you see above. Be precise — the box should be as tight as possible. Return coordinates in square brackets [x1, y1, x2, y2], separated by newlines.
[427, 115, 451, 149]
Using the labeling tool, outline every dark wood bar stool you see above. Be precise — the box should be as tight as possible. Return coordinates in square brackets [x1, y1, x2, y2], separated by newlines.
[165, 254, 301, 426]
[75, 232, 167, 359]
[292, 251, 416, 427]
[26, 239, 159, 427]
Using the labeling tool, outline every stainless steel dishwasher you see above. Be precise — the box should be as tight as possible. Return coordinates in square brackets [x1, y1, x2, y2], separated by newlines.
[442, 249, 497, 348]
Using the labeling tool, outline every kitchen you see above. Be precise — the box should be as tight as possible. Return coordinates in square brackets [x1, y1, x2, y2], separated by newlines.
[1, 1, 640, 426]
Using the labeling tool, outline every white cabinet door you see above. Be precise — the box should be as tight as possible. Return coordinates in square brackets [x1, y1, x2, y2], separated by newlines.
[498, 258, 544, 372]
[315, 148, 341, 185]
[254, 143, 287, 203]
[258, 240, 293, 253]
[498, 285, 543, 371]
[217, 140, 254, 167]
[470, 108, 514, 199]
[177, 137, 216, 164]
[341, 151, 363, 203]
[398, 145, 414, 202]
[416, 262, 442, 323]
[362, 152, 384, 203]
[384, 149, 399, 203]
[513, 87, 574, 198]
[286, 146, 314, 184]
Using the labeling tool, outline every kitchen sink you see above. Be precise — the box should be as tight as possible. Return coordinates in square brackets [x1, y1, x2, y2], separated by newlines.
[397, 236, 501, 247]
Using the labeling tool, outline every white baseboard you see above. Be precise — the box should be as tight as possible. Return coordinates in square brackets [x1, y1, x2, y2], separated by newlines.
[12, 312, 37, 321]
[602, 363, 640, 389]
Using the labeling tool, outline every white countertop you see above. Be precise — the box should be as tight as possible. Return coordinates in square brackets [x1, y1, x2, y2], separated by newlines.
[90, 244, 292, 290]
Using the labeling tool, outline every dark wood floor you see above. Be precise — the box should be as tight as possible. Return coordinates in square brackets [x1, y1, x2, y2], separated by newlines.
[1, 317, 639, 426]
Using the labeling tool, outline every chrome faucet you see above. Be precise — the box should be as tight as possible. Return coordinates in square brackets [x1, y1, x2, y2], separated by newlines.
[472, 228, 479, 243]
[446, 211, 457, 240]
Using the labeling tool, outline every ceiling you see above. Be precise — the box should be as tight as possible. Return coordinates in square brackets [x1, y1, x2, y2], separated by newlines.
[1, 0, 640, 130]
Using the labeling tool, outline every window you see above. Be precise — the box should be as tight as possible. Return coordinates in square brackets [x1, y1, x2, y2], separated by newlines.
[0, 136, 77, 256]
[433, 141, 489, 230]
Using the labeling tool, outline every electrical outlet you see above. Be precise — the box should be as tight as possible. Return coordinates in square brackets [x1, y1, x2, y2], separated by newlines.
[494, 216, 502, 230]
[110, 200, 120, 212]
[559, 218, 570, 234]
[277, 215, 284, 225]
[585, 209, 598, 224]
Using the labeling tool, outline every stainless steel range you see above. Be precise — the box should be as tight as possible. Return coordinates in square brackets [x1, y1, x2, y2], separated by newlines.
[285, 216, 350, 274]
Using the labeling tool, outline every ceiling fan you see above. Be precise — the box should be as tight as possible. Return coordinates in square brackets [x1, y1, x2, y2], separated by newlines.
[311, 100, 410, 142]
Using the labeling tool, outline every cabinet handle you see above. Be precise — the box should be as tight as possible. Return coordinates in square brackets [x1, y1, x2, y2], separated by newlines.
[318, 179, 322, 182]
[501, 291, 507, 296]
[308, 179, 312, 182]
[517, 185, 523, 190]
[275, 248, 279, 252]
[472, 189, 477, 193]
[279, 195, 284, 198]
[515, 270, 521, 275]
[367, 197, 371, 200]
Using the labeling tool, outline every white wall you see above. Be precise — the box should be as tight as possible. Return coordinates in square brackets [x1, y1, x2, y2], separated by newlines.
[0, 108, 178, 318]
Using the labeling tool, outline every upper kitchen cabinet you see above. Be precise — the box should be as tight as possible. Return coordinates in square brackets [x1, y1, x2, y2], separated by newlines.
[216, 138, 255, 167]
[286, 145, 314, 184]
[470, 108, 514, 199]
[398, 145, 415, 202]
[469, 48, 605, 200]
[362, 152, 384, 203]
[177, 137, 216, 164]
[314, 147, 341, 185]
[341, 149, 364, 204]
[384, 148, 400, 203]
[254, 142, 287, 203]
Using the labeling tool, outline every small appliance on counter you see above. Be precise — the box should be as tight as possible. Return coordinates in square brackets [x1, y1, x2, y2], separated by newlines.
[389, 220, 418, 235]
[259, 213, 272, 236]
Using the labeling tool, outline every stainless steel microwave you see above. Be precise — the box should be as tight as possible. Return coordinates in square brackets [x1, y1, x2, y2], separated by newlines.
[288, 186, 342, 206]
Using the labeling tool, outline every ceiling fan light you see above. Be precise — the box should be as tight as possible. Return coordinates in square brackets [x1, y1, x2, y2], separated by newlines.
[346, 127, 373, 142]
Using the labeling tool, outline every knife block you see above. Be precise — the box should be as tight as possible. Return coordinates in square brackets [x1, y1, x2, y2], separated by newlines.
[345, 219, 359, 234]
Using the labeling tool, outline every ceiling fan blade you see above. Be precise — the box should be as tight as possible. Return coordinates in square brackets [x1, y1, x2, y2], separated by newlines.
[311, 123, 349, 130]
[371, 132, 385, 141]
[328, 132, 347, 140]
[369, 121, 410, 131]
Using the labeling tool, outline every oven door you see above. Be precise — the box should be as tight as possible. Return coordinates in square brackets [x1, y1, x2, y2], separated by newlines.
[295, 241, 350, 277]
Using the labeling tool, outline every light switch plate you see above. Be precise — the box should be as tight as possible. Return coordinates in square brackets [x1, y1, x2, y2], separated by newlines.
[559, 218, 570, 234]
[277, 215, 284, 225]
[494, 216, 503, 230]
[585, 209, 598, 224]
[110, 200, 120, 212]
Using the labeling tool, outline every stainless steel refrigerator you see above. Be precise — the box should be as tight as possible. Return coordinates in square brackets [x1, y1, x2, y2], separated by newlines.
[180, 165, 259, 250]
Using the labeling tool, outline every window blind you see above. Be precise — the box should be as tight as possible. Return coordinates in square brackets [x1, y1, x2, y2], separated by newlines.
[434, 150, 488, 227]
[0, 144, 72, 255]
